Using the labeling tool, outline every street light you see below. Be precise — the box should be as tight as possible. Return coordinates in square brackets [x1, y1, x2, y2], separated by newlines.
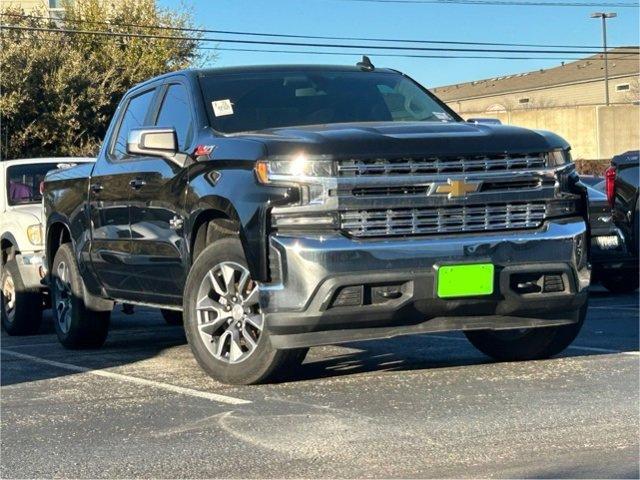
[591, 12, 617, 106]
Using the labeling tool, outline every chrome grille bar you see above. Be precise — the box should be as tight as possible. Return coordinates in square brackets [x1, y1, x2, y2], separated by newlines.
[338, 154, 547, 176]
[341, 203, 547, 237]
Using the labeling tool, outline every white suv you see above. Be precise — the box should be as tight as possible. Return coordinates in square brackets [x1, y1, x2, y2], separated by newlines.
[1, 158, 94, 334]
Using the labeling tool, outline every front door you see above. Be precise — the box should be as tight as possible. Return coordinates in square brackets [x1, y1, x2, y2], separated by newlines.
[89, 87, 158, 299]
[127, 83, 194, 303]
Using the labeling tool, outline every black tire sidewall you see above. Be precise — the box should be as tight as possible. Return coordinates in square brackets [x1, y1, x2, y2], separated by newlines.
[601, 271, 639, 294]
[465, 303, 587, 362]
[1, 259, 42, 335]
[183, 238, 297, 385]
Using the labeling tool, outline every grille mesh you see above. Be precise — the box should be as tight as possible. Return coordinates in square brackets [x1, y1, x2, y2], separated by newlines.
[341, 202, 547, 238]
[338, 154, 547, 176]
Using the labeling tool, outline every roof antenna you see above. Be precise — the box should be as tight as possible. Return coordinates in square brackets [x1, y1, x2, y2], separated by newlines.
[357, 55, 375, 72]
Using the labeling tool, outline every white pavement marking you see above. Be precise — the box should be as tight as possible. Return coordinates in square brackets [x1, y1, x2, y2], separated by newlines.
[0, 349, 251, 405]
[423, 333, 639, 356]
[567, 345, 640, 355]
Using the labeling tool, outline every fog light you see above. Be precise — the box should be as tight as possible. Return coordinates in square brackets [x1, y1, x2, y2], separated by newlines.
[331, 286, 363, 307]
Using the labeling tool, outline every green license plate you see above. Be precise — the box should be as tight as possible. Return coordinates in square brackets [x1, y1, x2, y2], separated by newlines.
[437, 263, 495, 298]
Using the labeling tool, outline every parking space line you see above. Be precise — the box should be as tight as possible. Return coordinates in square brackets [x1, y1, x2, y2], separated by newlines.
[567, 345, 639, 355]
[0, 349, 252, 405]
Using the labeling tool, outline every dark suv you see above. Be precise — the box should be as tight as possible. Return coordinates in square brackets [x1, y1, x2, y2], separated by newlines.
[43, 64, 590, 384]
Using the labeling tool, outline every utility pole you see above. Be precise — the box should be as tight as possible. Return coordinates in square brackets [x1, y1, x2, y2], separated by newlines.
[591, 12, 617, 106]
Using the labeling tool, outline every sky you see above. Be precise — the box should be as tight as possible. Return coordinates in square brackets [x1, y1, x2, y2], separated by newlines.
[158, 0, 639, 88]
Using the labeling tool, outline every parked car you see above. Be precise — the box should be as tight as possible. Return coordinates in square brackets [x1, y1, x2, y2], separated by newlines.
[599, 151, 639, 293]
[585, 181, 630, 288]
[43, 63, 589, 384]
[1, 157, 94, 334]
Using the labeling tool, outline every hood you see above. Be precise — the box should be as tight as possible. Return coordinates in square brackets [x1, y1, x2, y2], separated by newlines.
[234, 121, 570, 158]
[9, 204, 43, 225]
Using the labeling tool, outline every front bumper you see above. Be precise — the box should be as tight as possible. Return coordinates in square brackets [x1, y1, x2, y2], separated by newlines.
[14, 252, 46, 290]
[261, 218, 590, 349]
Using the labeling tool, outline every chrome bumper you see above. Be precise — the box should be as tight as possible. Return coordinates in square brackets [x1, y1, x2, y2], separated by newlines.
[261, 218, 590, 348]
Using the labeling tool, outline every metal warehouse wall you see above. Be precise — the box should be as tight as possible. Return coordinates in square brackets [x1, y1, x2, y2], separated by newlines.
[462, 105, 639, 160]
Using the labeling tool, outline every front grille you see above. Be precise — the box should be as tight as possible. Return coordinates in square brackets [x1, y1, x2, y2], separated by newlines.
[338, 153, 547, 177]
[340, 202, 547, 238]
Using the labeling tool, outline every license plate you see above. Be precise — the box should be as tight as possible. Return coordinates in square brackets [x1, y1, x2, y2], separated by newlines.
[437, 263, 494, 298]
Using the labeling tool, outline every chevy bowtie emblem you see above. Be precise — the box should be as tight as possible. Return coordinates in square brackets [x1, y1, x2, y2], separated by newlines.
[435, 179, 481, 197]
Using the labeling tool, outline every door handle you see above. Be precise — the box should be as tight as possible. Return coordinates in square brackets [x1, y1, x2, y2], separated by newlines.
[90, 183, 103, 193]
[129, 178, 147, 189]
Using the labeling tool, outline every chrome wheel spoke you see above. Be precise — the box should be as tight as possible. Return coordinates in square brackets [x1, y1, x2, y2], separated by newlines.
[242, 286, 259, 308]
[245, 314, 264, 331]
[221, 264, 237, 297]
[199, 315, 228, 335]
[196, 295, 224, 313]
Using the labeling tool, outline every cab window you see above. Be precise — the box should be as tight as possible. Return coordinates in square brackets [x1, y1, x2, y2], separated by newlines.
[155, 84, 193, 150]
[110, 89, 156, 161]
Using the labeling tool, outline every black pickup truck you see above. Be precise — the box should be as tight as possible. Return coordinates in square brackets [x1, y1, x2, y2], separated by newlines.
[44, 63, 590, 384]
[597, 151, 639, 292]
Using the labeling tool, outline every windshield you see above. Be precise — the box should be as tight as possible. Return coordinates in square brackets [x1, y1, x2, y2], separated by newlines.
[199, 70, 458, 133]
[6, 163, 68, 206]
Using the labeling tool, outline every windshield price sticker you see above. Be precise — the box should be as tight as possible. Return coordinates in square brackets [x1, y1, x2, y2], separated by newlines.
[212, 99, 234, 117]
[434, 112, 451, 121]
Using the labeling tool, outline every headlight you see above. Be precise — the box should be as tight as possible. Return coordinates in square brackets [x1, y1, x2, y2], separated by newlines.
[26, 224, 43, 245]
[546, 149, 571, 167]
[255, 154, 335, 184]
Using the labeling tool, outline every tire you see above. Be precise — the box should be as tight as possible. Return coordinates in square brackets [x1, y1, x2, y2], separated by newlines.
[183, 237, 307, 385]
[601, 271, 639, 294]
[464, 303, 587, 362]
[1, 259, 42, 335]
[161, 309, 183, 325]
[50, 243, 110, 349]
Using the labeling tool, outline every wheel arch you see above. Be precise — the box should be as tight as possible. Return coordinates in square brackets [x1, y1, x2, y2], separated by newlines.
[46, 219, 73, 272]
[188, 196, 267, 281]
[1, 232, 18, 266]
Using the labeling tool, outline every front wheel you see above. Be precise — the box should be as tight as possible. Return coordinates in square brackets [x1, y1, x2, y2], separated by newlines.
[1, 259, 42, 335]
[183, 237, 307, 385]
[464, 304, 587, 362]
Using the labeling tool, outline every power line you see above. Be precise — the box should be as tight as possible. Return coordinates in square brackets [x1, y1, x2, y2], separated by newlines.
[5, 32, 637, 61]
[2, 12, 636, 51]
[2, 24, 633, 55]
[334, 0, 639, 7]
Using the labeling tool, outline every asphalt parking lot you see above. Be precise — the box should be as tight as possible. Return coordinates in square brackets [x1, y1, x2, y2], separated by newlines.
[1, 286, 638, 479]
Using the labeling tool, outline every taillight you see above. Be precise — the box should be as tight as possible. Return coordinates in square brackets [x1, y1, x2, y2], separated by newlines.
[605, 166, 616, 208]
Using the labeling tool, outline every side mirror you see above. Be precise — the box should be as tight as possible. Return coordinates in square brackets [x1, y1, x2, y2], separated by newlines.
[127, 127, 187, 167]
[467, 118, 502, 125]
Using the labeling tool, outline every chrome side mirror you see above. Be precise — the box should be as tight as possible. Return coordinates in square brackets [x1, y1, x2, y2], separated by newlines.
[127, 127, 187, 167]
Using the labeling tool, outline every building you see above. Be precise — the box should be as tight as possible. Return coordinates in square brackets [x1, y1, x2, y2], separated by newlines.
[432, 48, 640, 161]
[4, 0, 66, 19]
[433, 48, 639, 114]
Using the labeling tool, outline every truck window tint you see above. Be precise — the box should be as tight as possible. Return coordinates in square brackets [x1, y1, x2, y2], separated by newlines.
[199, 71, 455, 133]
[156, 84, 193, 150]
[111, 89, 156, 161]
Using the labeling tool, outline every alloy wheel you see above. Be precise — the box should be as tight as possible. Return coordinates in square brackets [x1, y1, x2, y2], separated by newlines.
[195, 261, 263, 364]
[54, 261, 72, 334]
[2, 271, 16, 324]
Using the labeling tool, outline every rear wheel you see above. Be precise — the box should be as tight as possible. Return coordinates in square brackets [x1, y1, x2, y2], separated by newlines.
[464, 304, 587, 361]
[184, 237, 307, 385]
[1, 259, 42, 335]
[161, 309, 183, 325]
[601, 271, 639, 294]
[51, 244, 110, 349]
